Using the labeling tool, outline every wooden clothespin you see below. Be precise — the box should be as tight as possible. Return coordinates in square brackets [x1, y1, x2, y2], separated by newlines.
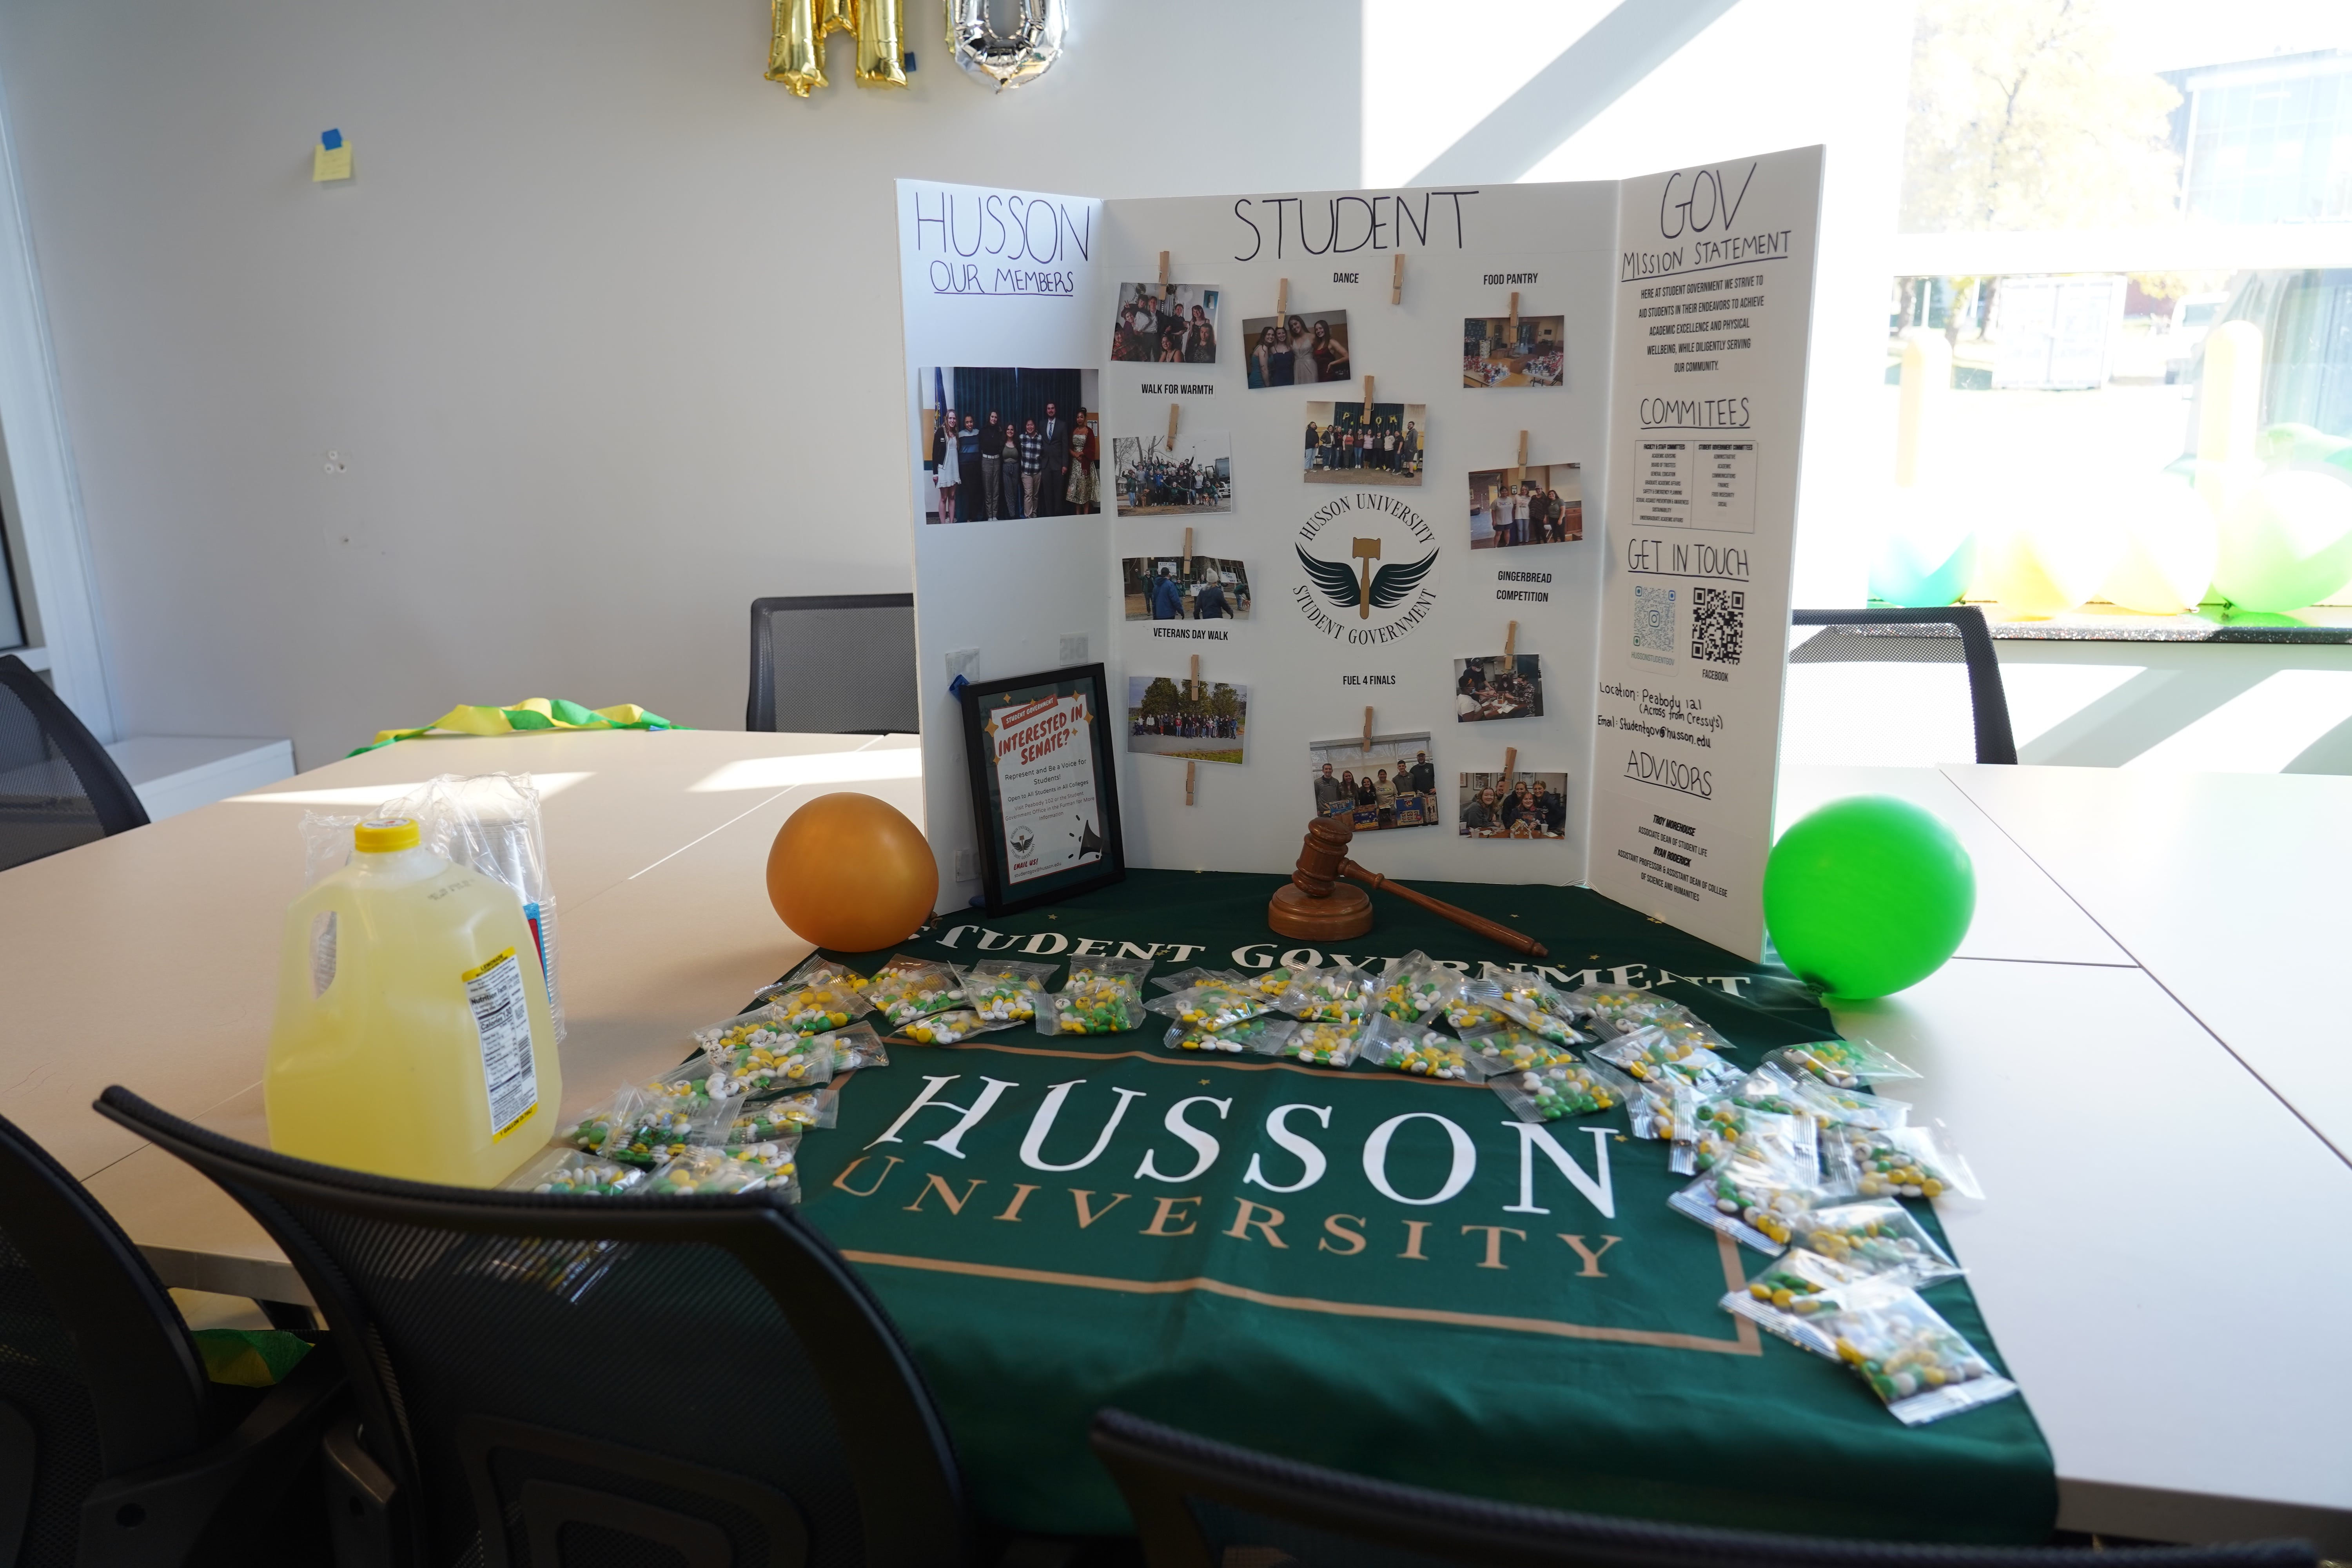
[1186, 759, 1196, 806]
[1501, 747, 1517, 794]
[1167, 403, 1179, 447]
[1276, 278, 1289, 318]
[1508, 291, 1519, 335]
[1362, 706, 1374, 755]
[1362, 373, 1374, 424]
[1512, 430, 1528, 485]
[1189, 653, 1200, 700]
[1390, 254, 1405, 305]
[1182, 526, 1193, 575]
[1158, 250, 1171, 291]
[1504, 620, 1517, 659]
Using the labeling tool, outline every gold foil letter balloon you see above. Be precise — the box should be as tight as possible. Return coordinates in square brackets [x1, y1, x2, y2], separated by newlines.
[769, 0, 908, 95]
[947, 0, 1067, 92]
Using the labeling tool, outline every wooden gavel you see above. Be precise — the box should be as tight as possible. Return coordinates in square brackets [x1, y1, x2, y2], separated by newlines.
[1267, 815, 1548, 958]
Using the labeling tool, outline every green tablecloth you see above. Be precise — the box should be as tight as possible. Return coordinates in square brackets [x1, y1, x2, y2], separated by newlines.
[792, 870, 2054, 1542]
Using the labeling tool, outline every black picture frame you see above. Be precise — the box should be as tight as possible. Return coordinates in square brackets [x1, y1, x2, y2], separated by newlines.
[957, 663, 1126, 916]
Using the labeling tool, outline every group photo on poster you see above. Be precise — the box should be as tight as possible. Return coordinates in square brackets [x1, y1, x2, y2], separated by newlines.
[1127, 675, 1249, 766]
[1122, 555, 1250, 621]
[1308, 733, 1436, 832]
[1110, 283, 1220, 363]
[1304, 401, 1425, 485]
[1469, 463, 1580, 546]
[1454, 654, 1544, 722]
[1243, 310, 1350, 388]
[1113, 431, 1232, 515]
[1463, 314, 1566, 387]
[1458, 771, 1570, 839]
[919, 366, 1101, 522]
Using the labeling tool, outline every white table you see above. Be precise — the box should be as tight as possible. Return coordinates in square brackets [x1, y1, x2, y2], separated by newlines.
[3, 744, 2346, 1551]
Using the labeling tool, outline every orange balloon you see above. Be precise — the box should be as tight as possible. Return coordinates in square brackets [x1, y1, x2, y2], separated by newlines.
[766, 791, 939, 952]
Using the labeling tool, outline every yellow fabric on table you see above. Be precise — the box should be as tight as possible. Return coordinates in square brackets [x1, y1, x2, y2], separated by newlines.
[351, 699, 677, 756]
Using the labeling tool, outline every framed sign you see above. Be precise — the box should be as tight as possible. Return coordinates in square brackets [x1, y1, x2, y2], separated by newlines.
[958, 663, 1125, 915]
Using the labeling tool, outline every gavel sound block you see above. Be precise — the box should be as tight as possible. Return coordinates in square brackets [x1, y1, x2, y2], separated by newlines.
[1269, 816, 1548, 958]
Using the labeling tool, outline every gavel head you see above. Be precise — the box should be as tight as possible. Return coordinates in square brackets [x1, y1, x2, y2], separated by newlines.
[1291, 815, 1354, 898]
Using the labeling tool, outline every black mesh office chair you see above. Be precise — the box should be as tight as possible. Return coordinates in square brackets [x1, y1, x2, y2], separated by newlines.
[1091, 1409, 2314, 1568]
[0, 654, 148, 873]
[1789, 607, 2018, 765]
[0, 1109, 342, 1568]
[747, 595, 920, 735]
[95, 1086, 972, 1568]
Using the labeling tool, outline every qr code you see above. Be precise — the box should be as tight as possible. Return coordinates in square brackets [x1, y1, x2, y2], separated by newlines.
[1691, 587, 1745, 665]
[1632, 583, 1678, 653]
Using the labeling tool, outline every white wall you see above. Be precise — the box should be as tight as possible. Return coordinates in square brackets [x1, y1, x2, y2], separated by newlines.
[0, 0, 1362, 765]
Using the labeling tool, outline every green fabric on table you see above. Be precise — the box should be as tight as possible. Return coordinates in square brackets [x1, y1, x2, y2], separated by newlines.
[191, 1328, 312, 1388]
[791, 870, 2054, 1542]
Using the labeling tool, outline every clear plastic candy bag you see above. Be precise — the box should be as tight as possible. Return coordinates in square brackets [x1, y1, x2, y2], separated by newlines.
[753, 957, 873, 1036]
[811, 1021, 888, 1070]
[1374, 951, 1451, 1023]
[1588, 1024, 1740, 1092]
[1275, 960, 1376, 1024]
[715, 1138, 801, 1201]
[1719, 1245, 1858, 1354]
[962, 958, 1059, 1024]
[1818, 1282, 2018, 1426]
[693, 1010, 836, 1094]
[506, 1147, 648, 1196]
[1458, 1024, 1581, 1076]
[1769, 1038, 1920, 1091]
[1041, 957, 1152, 1035]
[1356, 1014, 1473, 1080]
[1148, 964, 1233, 994]
[1147, 976, 1275, 1033]
[864, 956, 966, 1027]
[729, 1087, 838, 1139]
[1823, 1119, 1981, 1207]
[1164, 1016, 1296, 1056]
[1572, 986, 1735, 1056]
[897, 1008, 1014, 1045]
[1246, 966, 1296, 1000]
[1794, 1200, 1962, 1288]
[1690, 1101, 1817, 1179]
[641, 1145, 776, 1196]
[1245, 1017, 1360, 1068]
[1490, 1058, 1637, 1124]
[1436, 975, 1515, 1034]
[1784, 1073, 1912, 1133]
[1668, 1143, 1821, 1253]
[571, 1080, 740, 1169]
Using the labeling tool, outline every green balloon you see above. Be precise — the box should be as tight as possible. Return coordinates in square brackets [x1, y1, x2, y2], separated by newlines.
[1764, 796, 1974, 999]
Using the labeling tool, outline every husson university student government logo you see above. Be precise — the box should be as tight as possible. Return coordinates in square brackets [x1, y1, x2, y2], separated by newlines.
[1292, 492, 1439, 645]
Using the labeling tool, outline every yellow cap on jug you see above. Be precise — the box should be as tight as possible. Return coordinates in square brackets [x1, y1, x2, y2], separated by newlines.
[354, 817, 421, 853]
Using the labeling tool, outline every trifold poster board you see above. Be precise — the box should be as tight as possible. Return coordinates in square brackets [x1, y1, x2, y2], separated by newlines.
[898, 148, 1822, 960]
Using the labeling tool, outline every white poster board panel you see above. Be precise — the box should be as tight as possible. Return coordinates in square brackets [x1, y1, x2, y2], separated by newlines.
[1586, 147, 1825, 959]
[1094, 183, 1617, 886]
[897, 181, 1109, 901]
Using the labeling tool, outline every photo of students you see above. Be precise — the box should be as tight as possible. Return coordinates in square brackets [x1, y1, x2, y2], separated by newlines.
[1120, 555, 1253, 621]
[1468, 462, 1581, 547]
[1303, 401, 1426, 486]
[1307, 733, 1437, 833]
[1241, 309, 1350, 388]
[1452, 654, 1544, 722]
[1462, 314, 1566, 387]
[1111, 283, 1220, 365]
[918, 367, 1101, 521]
[1458, 771, 1570, 839]
[1112, 430, 1233, 516]
[1127, 675, 1248, 766]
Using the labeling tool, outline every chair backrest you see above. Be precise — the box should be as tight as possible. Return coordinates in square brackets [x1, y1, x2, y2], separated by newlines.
[95, 1086, 970, 1568]
[0, 654, 148, 873]
[0, 1110, 213, 1568]
[747, 596, 919, 735]
[1090, 1408, 2316, 1568]
[1788, 607, 2018, 765]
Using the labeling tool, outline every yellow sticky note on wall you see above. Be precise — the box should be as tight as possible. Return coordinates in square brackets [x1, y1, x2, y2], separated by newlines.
[312, 130, 351, 183]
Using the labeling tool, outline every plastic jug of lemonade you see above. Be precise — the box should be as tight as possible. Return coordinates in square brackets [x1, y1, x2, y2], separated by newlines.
[266, 816, 561, 1184]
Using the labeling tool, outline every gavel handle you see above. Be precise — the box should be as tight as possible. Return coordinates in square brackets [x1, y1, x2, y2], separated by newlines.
[1338, 861, 1548, 959]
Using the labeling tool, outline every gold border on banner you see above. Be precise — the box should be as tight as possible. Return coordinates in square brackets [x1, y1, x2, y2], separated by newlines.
[842, 1232, 1764, 1355]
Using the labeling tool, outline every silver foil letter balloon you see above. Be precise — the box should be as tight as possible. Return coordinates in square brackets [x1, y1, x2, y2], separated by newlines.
[946, 0, 1067, 92]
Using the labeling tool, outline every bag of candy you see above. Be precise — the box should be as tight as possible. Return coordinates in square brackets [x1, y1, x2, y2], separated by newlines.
[754, 960, 874, 1036]
[1458, 1024, 1580, 1075]
[1163, 1015, 1296, 1056]
[1275, 960, 1375, 1024]
[962, 958, 1059, 1024]
[729, 1087, 838, 1140]
[1147, 965, 1233, 994]
[809, 1020, 887, 1070]
[1718, 1245, 1859, 1354]
[899, 1009, 1017, 1045]
[1490, 1057, 1637, 1123]
[1794, 1199, 1963, 1288]
[505, 1147, 649, 1196]
[1374, 951, 1451, 1023]
[1147, 975, 1275, 1033]
[1817, 1280, 2018, 1426]
[1783, 1073, 1912, 1132]
[1040, 956, 1152, 1035]
[573, 1080, 740, 1169]
[1245, 965, 1295, 1000]
[641, 1144, 777, 1196]
[864, 956, 965, 1027]
[1588, 1024, 1740, 1092]
[1668, 1142, 1821, 1253]
[1434, 975, 1515, 1034]
[713, 1138, 802, 1201]
[1489, 973, 1591, 1040]
[1572, 986, 1738, 1054]
[1822, 1118, 1981, 1207]
[1356, 1014, 1473, 1080]
[693, 1012, 837, 1096]
[1768, 1038, 1920, 1091]
[1243, 1016, 1361, 1068]
[1690, 1099, 1817, 1178]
